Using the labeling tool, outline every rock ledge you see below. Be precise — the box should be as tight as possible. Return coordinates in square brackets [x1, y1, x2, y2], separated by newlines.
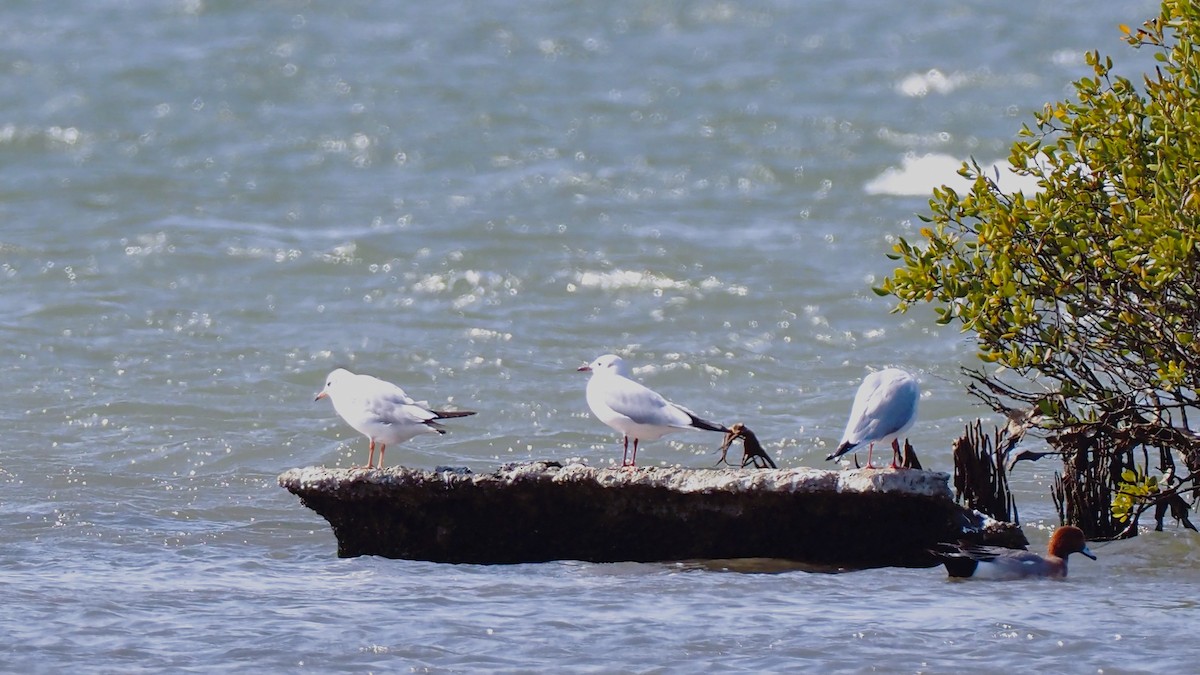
[279, 461, 1024, 567]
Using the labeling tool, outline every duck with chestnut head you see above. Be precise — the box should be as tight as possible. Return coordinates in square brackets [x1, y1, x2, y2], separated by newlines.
[933, 525, 1097, 580]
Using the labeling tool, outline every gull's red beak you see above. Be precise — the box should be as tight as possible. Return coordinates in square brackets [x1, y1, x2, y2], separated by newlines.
[577, 365, 591, 372]
[315, 391, 328, 401]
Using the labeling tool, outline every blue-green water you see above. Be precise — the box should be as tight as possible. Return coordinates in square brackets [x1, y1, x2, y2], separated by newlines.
[3, 1, 1194, 671]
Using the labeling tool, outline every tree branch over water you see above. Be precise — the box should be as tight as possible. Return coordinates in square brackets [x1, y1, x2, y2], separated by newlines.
[878, 0, 1200, 538]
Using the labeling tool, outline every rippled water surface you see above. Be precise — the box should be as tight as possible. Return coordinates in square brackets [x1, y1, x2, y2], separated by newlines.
[3, 0, 1194, 672]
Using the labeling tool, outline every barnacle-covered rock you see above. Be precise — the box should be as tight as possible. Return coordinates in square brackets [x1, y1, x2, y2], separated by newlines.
[278, 461, 1025, 568]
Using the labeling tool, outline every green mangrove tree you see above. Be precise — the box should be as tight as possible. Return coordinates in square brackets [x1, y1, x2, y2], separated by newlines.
[878, 0, 1200, 538]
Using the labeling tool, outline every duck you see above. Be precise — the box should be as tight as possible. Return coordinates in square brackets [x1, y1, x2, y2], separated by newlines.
[826, 368, 919, 469]
[578, 354, 728, 467]
[933, 525, 1097, 580]
[316, 368, 476, 469]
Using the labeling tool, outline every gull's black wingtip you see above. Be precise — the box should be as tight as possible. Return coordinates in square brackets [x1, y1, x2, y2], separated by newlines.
[686, 412, 728, 434]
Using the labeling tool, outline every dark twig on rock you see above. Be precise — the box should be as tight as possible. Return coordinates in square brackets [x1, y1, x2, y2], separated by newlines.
[900, 440, 922, 470]
[716, 423, 778, 469]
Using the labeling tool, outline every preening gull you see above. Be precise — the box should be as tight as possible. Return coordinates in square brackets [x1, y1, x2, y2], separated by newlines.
[826, 368, 919, 469]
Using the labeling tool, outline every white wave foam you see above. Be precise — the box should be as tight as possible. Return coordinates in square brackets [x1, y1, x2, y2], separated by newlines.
[864, 153, 1044, 197]
[568, 269, 748, 296]
[896, 69, 971, 97]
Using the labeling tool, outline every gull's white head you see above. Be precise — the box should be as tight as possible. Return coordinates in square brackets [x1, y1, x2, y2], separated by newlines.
[315, 367, 354, 401]
[577, 354, 628, 377]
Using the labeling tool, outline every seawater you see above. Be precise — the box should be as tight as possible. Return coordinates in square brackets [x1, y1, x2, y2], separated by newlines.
[2, 1, 1193, 672]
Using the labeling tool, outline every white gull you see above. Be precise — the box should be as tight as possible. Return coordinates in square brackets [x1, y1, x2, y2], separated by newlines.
[825, 368, 919, 469]
[578, 354, 728, 467]
[315, 367, 476, 468]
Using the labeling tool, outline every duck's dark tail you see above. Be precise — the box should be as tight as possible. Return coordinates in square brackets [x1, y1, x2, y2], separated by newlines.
[928, 544, 980, 578]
